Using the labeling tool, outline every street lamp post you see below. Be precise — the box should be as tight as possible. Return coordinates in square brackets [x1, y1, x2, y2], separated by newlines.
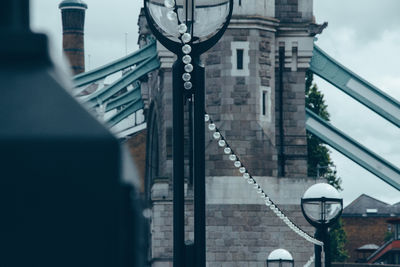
[301, 183, 343, 267]
[143, 1, 233, 266]
[267, 249, 294, 267]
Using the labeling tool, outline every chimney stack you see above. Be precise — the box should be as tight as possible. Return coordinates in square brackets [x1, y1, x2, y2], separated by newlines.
[59, 0, 87, 75]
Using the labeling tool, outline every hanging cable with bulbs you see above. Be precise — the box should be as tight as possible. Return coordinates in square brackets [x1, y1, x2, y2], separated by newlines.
[205, 113, 319, 267]
[204, 112, 324, 248]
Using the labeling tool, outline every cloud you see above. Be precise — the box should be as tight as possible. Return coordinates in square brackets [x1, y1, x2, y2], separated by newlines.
[314, 2, 400, 205]
[315, 0, 400, 45]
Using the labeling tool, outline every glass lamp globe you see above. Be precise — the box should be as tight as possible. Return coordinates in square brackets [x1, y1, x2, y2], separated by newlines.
[301, 183, 343, 227]
[266, 248, 294, 267]
[144, 0, 232, 51]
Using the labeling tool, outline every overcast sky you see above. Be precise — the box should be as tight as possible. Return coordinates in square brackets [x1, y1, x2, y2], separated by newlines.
[31, 0, 400, 206]
[313, 0, 400, 205]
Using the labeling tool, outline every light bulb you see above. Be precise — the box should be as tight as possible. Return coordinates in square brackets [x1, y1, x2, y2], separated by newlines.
[182, 55, 192, 64]
[234, 161, 241, 168]
[184, 81, 192, 90]
[224, 147, 231, 154]
[229, 154, 236, 161]
[208, 123, 216, 131]
[218, 140, 226, 147]
[243, 173, 250, 179]
[247, 178, 254, 184]
[182, 73, 191, 82]
[181, 33, 191, 43]
[182, 44, 192, 54]
[178, 23, 187, 34]
[213, 132, 221, 139]
[184, 64, 193, 73]
[239, 167, 246, 173]
[204, 114, 210, 122]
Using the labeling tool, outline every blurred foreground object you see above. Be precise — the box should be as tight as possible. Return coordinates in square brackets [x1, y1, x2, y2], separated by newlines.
[0, 0, 146, 266]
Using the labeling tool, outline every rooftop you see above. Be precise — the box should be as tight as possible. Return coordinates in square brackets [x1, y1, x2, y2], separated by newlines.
[343, 194, 400, 217]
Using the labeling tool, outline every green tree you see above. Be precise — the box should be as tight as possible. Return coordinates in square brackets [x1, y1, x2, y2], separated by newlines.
[305, 70, 348, 262]
[329, 219, 349, 262]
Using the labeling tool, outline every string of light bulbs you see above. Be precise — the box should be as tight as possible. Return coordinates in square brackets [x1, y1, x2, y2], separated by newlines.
[204, 113, 323, 247]
[163, 0, 194, 91]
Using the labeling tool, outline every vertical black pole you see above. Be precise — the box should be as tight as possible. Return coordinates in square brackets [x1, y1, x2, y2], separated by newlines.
[173, 60, 185, 267]
[278, 45, 285, 177]
[315, 228, 322, 267]
[324, 227, 331, 267]
[193, 57, 206, 267]
[188, 97, 194, 185]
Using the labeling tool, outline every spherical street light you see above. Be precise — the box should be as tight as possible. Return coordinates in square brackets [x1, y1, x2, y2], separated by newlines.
[144, 0, 233, 55]
[301, 183, 343, 267]
[143, 1, 233, 267]
[301, 183, 343, 226]
[267, 249, 294, 267]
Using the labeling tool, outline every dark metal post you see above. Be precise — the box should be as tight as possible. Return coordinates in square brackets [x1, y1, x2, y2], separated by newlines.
[193, 57, 206, 267]
[278, 45, 285, 177]
[323, 227, 331, 267]
[184, 241, 195, 266]
[315, 228, 323, 267]
[188, 97, 194, 185]
[173, 60, 185, 267]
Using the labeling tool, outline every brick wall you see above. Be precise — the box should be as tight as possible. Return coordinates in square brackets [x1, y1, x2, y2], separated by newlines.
[151, 201, 315, 266]
[342, 217, 390, 262]
[204, 28, 278, 177]
[275, 0, 302, 23]
[275, 0, 313, 23]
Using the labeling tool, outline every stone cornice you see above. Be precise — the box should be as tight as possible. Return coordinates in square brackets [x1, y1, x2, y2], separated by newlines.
[229, 15, 279, 32]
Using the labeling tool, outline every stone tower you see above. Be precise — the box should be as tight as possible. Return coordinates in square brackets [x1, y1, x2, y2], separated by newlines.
[59, 0, 87, 75]
[140, 0, 326, 266]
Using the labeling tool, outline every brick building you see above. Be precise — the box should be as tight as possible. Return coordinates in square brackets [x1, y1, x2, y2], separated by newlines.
[367, 218, 400, 264]
[342, 194, 400, 263]
[138, 0, 327, 266]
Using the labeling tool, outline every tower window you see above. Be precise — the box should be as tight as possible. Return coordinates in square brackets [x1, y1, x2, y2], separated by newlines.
[259, 87, 271, 122]
[230, 41, 249, 77]
[236, 49, 244, 70]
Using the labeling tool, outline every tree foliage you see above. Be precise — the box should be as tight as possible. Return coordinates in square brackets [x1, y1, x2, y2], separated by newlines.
[329, 219, 349, 262]
[305, 70, 348, 262]
[305, 70, 342, 190]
